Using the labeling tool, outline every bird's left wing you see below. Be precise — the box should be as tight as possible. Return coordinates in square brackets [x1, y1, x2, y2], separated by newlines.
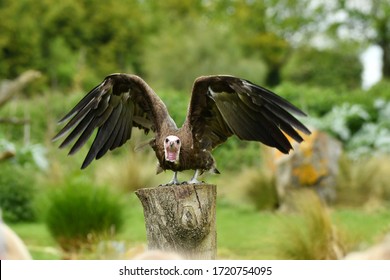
[184, 75, 311, 153]
[52, 74, 173, 169]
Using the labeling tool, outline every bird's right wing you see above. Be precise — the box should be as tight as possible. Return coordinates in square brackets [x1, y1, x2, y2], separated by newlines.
[52, 74, 174, 169]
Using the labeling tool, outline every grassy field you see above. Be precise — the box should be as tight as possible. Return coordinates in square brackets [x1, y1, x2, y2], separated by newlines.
[9, 194, 390, 260]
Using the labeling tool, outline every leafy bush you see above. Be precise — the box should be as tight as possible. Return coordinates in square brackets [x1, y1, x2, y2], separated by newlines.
[306, 103, 370, 142]
[0, 163, 37, 222]
[275, 82, 390, 118]
[306, 100, 390, 158]
[43, 178, 126, 252]
[346, 99, 390, 158]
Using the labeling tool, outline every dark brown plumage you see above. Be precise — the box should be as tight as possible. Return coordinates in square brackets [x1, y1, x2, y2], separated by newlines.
[53, 74, 311, 184]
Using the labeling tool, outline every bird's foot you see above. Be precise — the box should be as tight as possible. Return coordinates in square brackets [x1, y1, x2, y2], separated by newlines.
[159, 172, 180, 187]
[183, 169, 204, 184]
[159, 180, 180, 187]
[183, 178, 204, 185]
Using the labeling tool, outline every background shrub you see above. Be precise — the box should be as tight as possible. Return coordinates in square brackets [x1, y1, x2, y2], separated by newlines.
[0, 163, 37, 222]
[43, 177, 126, 252]
[335, 155, 390, 207]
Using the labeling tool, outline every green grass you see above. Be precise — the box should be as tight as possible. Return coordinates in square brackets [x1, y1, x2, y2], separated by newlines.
[8, 195, 390, 260]
[216, 204, 277, 259]
[9, 222, 60, 260]
[332, 207, 390, 248]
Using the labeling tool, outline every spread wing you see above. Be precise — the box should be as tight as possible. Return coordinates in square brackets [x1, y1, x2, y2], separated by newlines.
[52, 73, 174, 169]
[184, 75, 311, 153]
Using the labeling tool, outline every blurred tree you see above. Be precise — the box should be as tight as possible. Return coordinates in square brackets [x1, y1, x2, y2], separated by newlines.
[142, 22, 266, 91]
[332, 0, 390, 80]
[0, 0, 147, 88]
[282, 47, 362, 89]
[81, 0, 147, 75]
[0, 0, 43, 77]
[0, 0, 372, 91]
[207, 0, 329, 86]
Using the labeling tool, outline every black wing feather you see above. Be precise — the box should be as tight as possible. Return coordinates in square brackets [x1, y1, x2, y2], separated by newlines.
[53, 73, 174, 169]
[58, 85, 101, 124]
[81, 101, 123, 168]
[185, 75, 311, 153]
[58, 110, 95, 149]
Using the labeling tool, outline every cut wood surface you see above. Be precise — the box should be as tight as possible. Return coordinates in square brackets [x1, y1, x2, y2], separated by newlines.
[135, 183, 216, 259]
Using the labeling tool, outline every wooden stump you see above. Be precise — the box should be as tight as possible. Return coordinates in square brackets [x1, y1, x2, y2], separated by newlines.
[135, 183, 217, 260]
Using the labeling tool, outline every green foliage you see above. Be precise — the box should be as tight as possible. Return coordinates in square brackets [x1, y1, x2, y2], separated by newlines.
[213, 139, 263, 172]
[94, 139, 172, 192]
[333, 1, 390, 79]
[0, 0, 146, 86]
[0, 137, 48, 170]
[142, 21, 266, 91]
[2, 0, 389, 260]
[275, 81, 390, 117]
[274, 83, 344, 116]
[346, 99, 390, 157]
[367, 79, 390, 99]
[0, 163, 37, 222]
[0, 90, 86, 145]
[305, 99, 390, 158]
[219, 167, 279, 211]
[307, 103, 370, 141]
[46, 37, 79, 89]
[0, 0, 342, 90]
[220, 0, 329, 86]
[282, 47, 362, 89]
[0, 0, 43, 77]
[42, 177, 126, 252]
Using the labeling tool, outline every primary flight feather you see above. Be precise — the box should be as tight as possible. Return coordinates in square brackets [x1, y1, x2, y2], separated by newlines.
[53, 74, 311, 184]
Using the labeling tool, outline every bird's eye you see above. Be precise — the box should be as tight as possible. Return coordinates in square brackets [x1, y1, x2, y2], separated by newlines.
[176, 139, 180, 144]
[165, 138, 169, 143]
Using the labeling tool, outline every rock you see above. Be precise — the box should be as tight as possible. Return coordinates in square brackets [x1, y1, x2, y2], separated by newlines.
[0, 222, 32, 260]
[265, 130, 342, 209]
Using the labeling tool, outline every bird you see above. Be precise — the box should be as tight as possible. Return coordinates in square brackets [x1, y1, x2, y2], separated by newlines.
[53, 74, 311, 185]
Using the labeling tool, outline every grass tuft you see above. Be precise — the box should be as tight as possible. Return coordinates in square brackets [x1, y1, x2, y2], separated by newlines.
[42, 177, 126, 253]
[336, 155, 390, 208]
[270, 190, 344, 259]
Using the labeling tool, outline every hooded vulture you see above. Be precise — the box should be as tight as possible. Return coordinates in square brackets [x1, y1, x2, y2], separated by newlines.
[53, 74, 311, 184]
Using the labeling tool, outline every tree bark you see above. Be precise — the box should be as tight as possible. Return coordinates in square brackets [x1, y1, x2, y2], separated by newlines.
[0, 150, 15, 161]
[0, 70, 41, 108]
[0, 118, 30, 125]
[135, 183, 217, 260]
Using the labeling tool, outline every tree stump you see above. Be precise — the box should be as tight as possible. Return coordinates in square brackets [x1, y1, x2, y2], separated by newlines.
[135, 183, 217, 259]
